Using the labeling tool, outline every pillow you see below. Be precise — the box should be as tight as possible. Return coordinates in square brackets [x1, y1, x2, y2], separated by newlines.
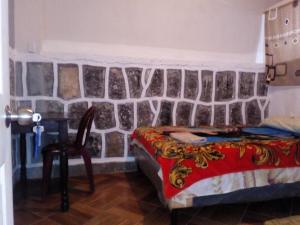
[260, 116, 300, 134]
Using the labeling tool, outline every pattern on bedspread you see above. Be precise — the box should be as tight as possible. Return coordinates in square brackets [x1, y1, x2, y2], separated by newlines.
[132, 126, 300, 198]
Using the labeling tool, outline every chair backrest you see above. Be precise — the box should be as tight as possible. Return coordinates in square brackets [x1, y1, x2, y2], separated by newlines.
[75, 106, 96, 148]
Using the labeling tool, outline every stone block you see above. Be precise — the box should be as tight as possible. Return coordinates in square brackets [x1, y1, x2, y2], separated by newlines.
[27, 62, 54, 96]
[215, 71, 236, 101]
[245, 100, 261, 125]
[214, 105, 226, 127]
[105, 132, 124, 157]
[184, 70, 198, 100]
[194, 105, 212, 126]
[257, 73, 268, 96]
[127, 134, 134, 157]
[10, 99, 17, 112]
[152, 100, 158, 110]
[118, 103, 134, 131]
[86, 132, 102, 157]
[58, 64, 80, 100]
[89, 162, 136, 174]
[238, 72, 255, 99]
[68, 102, 89, 129]
[176, 102, 193, 126]
[167, 69, 181, 98]
[17, 100, 32, 110]
[137, 101, 154, 127]
[157, 101, 174, 126]
[9, 59, 15, 96]
[93, 102, 116, 129]
[200, 70, 213, 102]
[229, 102, 243, 125]
[144, 68, 152, 84]
[35, 100, 64, 113]
[109, 67, 126, 99]
[264, 102, 269, 118]
[126, 67, 143, 98]
[15, 62, 23, 96]
[146, 69, 164, 97]
[83, 65, 105, 98]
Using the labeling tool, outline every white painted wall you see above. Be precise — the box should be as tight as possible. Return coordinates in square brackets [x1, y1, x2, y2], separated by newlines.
[16, 0, 300, 117]
[268, 86, 300, 117]
[14, 0, 280, 63]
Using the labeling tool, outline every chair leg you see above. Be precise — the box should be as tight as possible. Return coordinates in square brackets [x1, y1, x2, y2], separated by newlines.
[81, 150, 95, 193]
[42, 152, 54, 198]
[59, 149, 69, 212]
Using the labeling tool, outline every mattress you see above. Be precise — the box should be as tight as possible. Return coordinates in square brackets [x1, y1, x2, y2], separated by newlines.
[131, 126, 300, 209]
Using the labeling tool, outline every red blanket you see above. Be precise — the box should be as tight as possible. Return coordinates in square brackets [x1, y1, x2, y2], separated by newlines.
[132, 127, 300, 199]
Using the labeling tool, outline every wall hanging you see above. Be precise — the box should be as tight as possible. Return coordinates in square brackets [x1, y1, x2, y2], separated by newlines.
[265, 0, 300, 85]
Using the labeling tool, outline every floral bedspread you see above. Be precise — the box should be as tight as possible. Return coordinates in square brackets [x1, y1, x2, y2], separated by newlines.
[131, 126, 300, 199]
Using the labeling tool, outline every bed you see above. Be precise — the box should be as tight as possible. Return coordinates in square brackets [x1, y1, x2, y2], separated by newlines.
[131, 117, 300, 225]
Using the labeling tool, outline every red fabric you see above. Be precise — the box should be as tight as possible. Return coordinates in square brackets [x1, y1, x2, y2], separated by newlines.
[132, 127, 300, 199]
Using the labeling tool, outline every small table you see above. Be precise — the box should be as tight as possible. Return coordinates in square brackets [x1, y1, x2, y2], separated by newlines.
[11, 113, 69, 211]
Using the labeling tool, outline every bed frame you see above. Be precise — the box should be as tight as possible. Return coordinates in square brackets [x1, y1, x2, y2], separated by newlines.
[131, 143, 300, 225]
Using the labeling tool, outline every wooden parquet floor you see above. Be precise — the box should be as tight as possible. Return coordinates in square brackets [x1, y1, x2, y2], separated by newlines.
[14, 172, 300, 225]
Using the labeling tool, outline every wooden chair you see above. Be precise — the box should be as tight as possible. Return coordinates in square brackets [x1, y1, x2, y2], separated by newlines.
[42, 106, 96, 197]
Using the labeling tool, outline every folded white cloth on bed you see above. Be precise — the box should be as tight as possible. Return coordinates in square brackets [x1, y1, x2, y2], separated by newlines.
[170, 132, 207, 144]
[260, 116, 300, 134]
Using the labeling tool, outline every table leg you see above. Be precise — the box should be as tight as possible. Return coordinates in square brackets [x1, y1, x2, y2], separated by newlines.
[20, 133, 27, 198]
[60, 148, 69, 212]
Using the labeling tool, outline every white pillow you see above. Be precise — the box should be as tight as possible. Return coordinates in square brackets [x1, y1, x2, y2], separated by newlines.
[260, 116, 300, 133]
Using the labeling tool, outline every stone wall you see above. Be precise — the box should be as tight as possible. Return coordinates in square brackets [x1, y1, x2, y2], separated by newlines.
[9, 53, 269, 175]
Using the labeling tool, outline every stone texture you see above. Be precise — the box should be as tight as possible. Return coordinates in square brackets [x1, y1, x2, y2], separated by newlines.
[194, 105, 212, 126]
[215, 71, 236, 101]
[167, 69, 181, 98]
[264, 102, 269, 118]
[152, 100, 158, 110]
[27, 62, 54, 96]
[246, 100, 261, 126]
[239, 72, 255, 99]
[125, 67, 143, 98]
[68, 101, 88, 129]
[184, 70, 199, 100]
[200, 70, 213, 102]
[105, 132, 124, 157]
[127, 135, 134, 157]
[176, 102, 193, 126]
[229, 102, 243, 126]
[118, 103, 134, 131]
[17, 100, 32, 110]
[157, 101, 174, 126]
[257, 73, 268, 96]
[10, 100, 17, 113]
[15, 61, 23, 96]
[137, 101, 154, 127]
[9, 59, 15, 96]
[146, 69, 164, 97]
[260, 99, 266, 106]
[214, 105, 226, 127]
[35, 100, 64, 113]
[83, 65, 105, 98]
[86, 132, 102, 157]
[90, 162, 136, 174]
[108, 67, 126, 99]
[93, 102, 116, 129]
[58, 64, 80, 100]
[144, 68, 152, 84]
